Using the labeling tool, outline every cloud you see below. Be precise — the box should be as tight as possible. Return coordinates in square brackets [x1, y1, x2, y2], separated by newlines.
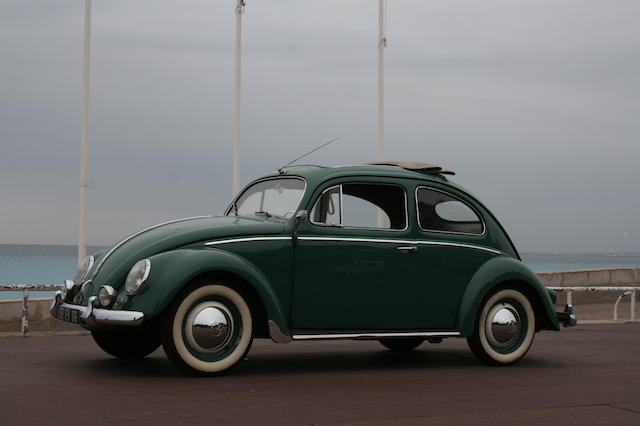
[0, 0, 638, 253]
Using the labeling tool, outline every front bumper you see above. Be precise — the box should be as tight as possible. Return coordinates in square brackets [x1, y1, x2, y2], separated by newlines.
[557, 304, 577, 327]
[50, 292, 144, 327]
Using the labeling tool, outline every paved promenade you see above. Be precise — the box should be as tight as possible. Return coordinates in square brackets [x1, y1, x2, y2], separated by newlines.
[1, 324, 639, 425]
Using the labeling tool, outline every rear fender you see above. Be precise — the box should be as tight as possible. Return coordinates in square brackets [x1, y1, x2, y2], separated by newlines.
[457, 256, 559, 336]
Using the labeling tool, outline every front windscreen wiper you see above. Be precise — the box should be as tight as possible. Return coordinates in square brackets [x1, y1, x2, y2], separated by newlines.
[254, 210, 272, 218]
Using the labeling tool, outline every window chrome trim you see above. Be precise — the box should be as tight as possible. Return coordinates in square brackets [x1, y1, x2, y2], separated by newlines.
[292, 331, 460, 340]
[309, 182, 409, 232]
[205, 236, 292, 246]
[224, 176, 308, 216]
[94, 216, 213, 275]
[415, 186, 487, 237]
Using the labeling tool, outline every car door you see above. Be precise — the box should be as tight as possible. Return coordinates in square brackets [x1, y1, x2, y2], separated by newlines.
[291, 179, 419, 330]
[411, 185, 499, 329]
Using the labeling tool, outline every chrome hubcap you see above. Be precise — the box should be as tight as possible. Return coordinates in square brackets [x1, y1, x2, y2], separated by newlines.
[486, 303, 520, 348]
[185, 303, 234, 354]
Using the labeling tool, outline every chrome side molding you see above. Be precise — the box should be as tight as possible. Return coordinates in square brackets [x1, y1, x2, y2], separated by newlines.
[267, 320, 460, 343]
[204, 235, 501, 256]
[291, 331, 460, 341]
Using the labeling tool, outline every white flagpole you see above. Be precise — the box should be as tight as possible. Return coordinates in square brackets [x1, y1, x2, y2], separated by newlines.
[378, 0, 386, 162]
[78, 0, 92, 262]
[233, 1, 245, 196]
[377, 0, 386, 227]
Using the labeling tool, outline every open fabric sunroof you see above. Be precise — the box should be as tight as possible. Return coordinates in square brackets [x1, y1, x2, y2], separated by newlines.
[365, 161, 455, 175]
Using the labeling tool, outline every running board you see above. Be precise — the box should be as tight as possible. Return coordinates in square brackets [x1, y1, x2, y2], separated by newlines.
[267, 320, 460, 343]
[292, 331, 460, 341]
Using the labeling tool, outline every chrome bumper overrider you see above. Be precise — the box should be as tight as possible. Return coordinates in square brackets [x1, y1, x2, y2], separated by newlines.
[557, 304, 577, 327]
[50, 292, 144, 327]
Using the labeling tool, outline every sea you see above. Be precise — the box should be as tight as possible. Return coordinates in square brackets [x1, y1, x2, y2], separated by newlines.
[1, 244, 639, 301]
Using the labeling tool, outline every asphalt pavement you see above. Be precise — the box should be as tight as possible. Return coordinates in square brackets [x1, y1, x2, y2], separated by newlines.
[1, 324, 639, 425]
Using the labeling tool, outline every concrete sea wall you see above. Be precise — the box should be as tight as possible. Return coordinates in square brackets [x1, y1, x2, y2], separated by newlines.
[538, 268, 640, 305]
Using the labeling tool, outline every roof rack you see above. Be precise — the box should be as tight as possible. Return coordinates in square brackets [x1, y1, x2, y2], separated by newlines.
[364, 161, 455, 175]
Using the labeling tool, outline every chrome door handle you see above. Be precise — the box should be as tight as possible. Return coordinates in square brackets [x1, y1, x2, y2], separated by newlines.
[397, 246, 417, 253]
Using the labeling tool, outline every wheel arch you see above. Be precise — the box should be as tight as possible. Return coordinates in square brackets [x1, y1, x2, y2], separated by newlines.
[177, 270, 270, 338]
[457, 256, 559, 336]
[124, 248, 290, 337]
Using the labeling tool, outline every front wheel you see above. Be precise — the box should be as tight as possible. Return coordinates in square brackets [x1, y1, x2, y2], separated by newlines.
[162, 284, 253, 376]
[467, 288, 536, 366]
[91, 330, 161, 359]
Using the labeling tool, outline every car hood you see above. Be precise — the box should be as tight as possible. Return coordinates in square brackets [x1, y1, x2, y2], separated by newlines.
[86, 215, 286, 289]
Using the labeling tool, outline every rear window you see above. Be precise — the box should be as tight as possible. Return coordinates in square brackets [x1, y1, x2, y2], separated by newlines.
[416, 188, 483, 235]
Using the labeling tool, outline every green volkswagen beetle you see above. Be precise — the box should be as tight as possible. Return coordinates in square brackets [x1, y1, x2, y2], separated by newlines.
[52, 162, 575, 375]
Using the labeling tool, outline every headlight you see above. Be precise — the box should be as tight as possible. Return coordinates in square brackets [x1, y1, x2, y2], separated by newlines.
[125, 259, 151, 296]
[73, 256, 94, 284]
[60, 280, 75, 302]
[98, 285, 116, 308]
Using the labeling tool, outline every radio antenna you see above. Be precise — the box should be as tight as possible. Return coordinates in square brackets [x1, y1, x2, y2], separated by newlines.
[278, 137, 339, 174]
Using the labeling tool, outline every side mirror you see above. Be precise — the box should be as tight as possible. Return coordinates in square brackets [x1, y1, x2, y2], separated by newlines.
[295, 210, 308, 222]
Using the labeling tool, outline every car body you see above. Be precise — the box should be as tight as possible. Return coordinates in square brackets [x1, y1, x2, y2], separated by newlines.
[52, 162, 575, 374]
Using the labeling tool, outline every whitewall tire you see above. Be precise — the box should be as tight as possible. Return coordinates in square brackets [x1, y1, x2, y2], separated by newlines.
[162, 284, 253, 375]
[467, 288, 536, 366]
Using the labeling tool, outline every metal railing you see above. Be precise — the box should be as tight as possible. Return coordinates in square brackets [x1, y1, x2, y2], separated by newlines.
[548, 286, 638, 323]
[0, 284, 62, 335]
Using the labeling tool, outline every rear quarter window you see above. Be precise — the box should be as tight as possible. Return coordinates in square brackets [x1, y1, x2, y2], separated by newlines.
[416, 187, 483, 235]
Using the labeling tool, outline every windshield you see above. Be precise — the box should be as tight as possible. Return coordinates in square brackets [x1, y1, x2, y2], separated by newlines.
[229, 178, 306, 219]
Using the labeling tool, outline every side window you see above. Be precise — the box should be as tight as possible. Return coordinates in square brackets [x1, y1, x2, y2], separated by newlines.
[310, 186, 341, 226]
[310, 183, 406, 230]
[416, 188, 483, 234]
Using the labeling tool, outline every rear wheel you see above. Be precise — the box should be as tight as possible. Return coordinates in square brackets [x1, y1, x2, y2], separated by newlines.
[467, 288, 536, 366]
[91, 330, 160, 359]
[162, 283, 253, 376]
[379, 338, 424, 351]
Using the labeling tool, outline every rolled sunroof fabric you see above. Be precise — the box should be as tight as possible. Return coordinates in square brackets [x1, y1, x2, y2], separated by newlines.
[364, 161, 455, 175]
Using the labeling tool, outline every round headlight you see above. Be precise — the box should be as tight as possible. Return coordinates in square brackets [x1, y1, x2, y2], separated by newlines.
[125, 259, 151, 296]
[60, 280, 75, 302]
[98, 285, 115, 308]
[73, 256, 94, 284]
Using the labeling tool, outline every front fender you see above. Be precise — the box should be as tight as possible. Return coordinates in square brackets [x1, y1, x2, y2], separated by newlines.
[121, 248, 290, 334]
[457, 256, 559, 336]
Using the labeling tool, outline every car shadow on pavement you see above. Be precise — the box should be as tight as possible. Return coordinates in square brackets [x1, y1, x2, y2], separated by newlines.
[235, 347, 482, 377]
[54, 343, 554, 378]
[56, 352, 183, 378]
[237, 348, 554, 377]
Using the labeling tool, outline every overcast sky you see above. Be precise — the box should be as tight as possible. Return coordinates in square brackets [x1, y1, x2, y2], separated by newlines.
[1, 0, 638, 253]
